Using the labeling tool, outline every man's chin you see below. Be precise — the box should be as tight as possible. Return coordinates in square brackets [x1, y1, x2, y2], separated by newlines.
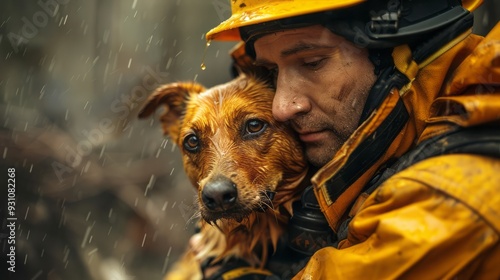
[305, 144, 336, 167]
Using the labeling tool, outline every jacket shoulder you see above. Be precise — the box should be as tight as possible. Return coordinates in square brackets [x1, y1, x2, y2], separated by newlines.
[445, 22, 500, 96]
[389, 154, 500, 232]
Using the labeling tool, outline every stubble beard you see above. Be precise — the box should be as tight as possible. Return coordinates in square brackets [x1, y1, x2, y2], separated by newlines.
[304, 132, 344, 168]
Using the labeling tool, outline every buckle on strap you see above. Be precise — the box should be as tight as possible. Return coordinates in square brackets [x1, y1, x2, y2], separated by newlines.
[370, 0, 401, 34]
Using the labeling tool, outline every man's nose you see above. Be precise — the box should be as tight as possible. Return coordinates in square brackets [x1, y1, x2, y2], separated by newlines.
[272, 76, 310, 122]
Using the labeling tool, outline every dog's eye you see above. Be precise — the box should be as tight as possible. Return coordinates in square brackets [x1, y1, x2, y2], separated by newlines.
[245, 119, 267, 136]
[183, 134, 200, 152]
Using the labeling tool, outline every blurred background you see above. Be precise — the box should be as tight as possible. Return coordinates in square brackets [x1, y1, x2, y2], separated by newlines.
[1, 1, 234, 279]
[0, 1, 499, 280]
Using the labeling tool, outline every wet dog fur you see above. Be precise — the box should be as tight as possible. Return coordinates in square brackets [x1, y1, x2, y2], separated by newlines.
[138, 72, 308, 279]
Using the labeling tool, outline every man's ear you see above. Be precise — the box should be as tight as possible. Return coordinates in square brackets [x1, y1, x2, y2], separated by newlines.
[138, 82, 206, 142]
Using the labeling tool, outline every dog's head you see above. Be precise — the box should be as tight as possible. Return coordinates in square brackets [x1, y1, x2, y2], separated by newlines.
[139, 74, 307, 223]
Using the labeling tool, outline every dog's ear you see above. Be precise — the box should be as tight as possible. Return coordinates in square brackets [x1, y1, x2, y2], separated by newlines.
[138, 82, 205, 141]
[230, 42, 273, 83]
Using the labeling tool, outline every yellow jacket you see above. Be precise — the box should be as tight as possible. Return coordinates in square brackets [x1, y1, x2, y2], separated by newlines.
[297, 23, 500, 279]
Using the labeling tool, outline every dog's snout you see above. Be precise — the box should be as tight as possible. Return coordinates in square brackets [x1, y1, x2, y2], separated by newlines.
[202, 177, 238, 211]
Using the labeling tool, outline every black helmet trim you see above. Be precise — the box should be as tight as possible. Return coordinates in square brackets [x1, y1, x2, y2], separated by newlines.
[240, 0, 472, 54]
[326, 5, 471, 49]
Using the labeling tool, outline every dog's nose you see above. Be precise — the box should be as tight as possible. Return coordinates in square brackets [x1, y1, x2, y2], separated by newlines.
[202, 177, 238, 211]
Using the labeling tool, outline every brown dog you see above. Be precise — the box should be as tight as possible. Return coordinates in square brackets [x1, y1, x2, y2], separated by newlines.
[138, 73, 308, 279]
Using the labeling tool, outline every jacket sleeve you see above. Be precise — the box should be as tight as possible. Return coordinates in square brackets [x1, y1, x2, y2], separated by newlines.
[294, 154, 500, 280]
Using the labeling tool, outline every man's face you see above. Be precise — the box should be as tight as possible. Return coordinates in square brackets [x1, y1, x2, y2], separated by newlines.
[254, 24, 377, 167]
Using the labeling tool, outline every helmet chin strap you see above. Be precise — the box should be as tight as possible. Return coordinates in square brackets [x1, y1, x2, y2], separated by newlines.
[358, 60, 408, 124]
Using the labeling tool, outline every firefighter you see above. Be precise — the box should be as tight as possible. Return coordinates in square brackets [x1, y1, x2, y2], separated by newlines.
[199, 0, 500, 278]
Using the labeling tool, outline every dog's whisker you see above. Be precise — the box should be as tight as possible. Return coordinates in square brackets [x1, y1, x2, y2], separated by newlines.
[255, 202, 268, 213]
[187, 209, 202, 225]
[260, 200, 273, 211]
[257, 199, 280, 224]
[268, 200, 276, 212]
[260, 201, 276, 216]
[257, 189, 276, 211]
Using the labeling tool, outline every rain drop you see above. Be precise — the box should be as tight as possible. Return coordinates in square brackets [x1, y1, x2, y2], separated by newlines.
[162, 247, 172, 274]
[99, 145, 106, 159]
[32, 271, 43, 280]
[141, 233, 147, 247]
[166, 57, 172, 69]
[63, 247, 70, 262]
[200, 40, 212, 70]
[81, 226, 92, 248]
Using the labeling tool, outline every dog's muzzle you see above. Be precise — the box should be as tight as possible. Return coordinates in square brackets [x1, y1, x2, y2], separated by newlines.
[200, 176, 278, 222]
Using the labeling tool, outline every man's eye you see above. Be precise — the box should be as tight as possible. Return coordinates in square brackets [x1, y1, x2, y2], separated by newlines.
[183, 134, 200, 152]
[303, 58, 327, 70]
[244, 119, 267, 138]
